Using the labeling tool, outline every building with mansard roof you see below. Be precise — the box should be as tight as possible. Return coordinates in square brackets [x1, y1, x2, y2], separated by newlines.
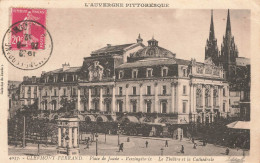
[19, 34, 229, 138]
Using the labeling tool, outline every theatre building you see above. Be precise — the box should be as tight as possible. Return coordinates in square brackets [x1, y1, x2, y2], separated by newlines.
[19, 35, 229, 138]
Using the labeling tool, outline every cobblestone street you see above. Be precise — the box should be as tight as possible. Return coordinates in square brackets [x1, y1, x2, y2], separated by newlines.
[9, 134, 249, 156]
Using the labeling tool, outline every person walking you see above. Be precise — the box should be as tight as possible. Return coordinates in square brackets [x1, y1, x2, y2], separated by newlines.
[226, 147, 230, 155]
[165, 140, 168, 147]
[145, 141, 148, 148]
[119, 143, 124, 152]
[192, 137, 194, 144]
[180, 145, 184, 153]
[193, 143, 197, 149]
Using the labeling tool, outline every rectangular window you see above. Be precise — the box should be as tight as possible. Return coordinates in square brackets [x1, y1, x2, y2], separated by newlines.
[183, 85, 186, 95]
[223, 88, 226, 96]
[45, 90, 48, 96]
[119, 71, 123, 79]
[54, 89, 57, 96]
[147, 86, 151, 95]
[133, 86, 136, 95]
[183, 101, 187, 113]
[34, 87, 37, 97]
[94, 88, 98, 95]
[162, 85, 167, 95]
[73, 88, 77, 96]
[133, 102, 136, 112]
[63, 88, 66, 96]
[119, 87, 123, 95]
[147, 102, 151, 113]
[223, 103, 226, 112]
[106, 87, 110, 95]
[133, 70, 138, 78]
[147, 69, 152, 77]
[162, 68, 167, 77]
[162, 102, 167, 113]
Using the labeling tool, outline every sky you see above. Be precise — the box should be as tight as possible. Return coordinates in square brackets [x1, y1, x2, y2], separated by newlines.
[8, 9, 250, 81]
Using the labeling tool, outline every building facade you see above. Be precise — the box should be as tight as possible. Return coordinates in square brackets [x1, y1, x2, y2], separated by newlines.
[19, 34, 229, 138]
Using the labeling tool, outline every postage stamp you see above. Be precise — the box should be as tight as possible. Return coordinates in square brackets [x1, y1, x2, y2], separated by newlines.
[11, 8, 47, 50]
[2, 8, 53, 70]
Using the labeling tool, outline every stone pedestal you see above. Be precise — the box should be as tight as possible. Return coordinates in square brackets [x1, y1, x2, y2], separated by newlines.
[57, 118, 80, 155]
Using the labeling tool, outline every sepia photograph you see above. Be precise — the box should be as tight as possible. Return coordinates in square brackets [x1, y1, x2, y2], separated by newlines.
[3, 6, 253, 160]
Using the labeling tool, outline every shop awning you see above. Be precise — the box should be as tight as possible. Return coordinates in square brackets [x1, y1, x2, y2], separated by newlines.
[120, 116, 139, 123]
[226, 121, 250, 130]
[96, 115, 109, 122]
[84, 115, 96, 122]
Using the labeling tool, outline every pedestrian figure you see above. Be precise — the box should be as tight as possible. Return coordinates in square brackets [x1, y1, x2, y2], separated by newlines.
[193, 143, 197, 149]
[145, 141, 148, 148]
[165, 140, 168, 147]
[242, 149, 245, 156]
[180, 145, 184, 153]
[226, 148, 230, 155]
[192, 137, 194, 144]
[119, 143, 124, 152]
[84, 141, 89, 149]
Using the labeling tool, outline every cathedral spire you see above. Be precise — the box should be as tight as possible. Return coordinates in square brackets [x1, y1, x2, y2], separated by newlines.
[209, 10, 215, 40]
[205, 10, 219, 65]
[225, 9, 232, 36]
[220, 9, 239, 81]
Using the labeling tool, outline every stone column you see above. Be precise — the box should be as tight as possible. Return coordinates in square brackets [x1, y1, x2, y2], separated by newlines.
[62, 128, 66, 147]
[49, 87, 52, 110]
[193, 85, 196, 113]
[58, 127, 61, 147]
[73, 128, 78, 147]
[189, 82, 193, 113]
[112, 86, 116, 112]
[139, 84, 143, 112]
[125, 84, 129, 112]
[58, 87, 60, 110]
[171, 82, 175, 113]
[77, 87, 81, 111]
[88, 87, 92, 110]
[210, 85, 214, 111]
[38, 87, 41, 110]
[202, 85, 205, 112]
[202, 85, 205, 123]
[155, 83, 159, 113]
[69, 128, 72, 148]
[219, 86, 223, 112]
[227, 86, 230, 113]
[175, 82, 179, 113]
[99, 87, 103, 112]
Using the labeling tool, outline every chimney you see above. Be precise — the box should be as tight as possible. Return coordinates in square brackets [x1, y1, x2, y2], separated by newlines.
[32, 76, 36, 83]
[107, 44, 111, 47]
[62, 62, 70, 71]
[42, 71, 46, 75]
[23, 76, 29, 81]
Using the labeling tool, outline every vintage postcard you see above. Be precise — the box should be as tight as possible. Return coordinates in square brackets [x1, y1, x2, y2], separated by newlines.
[0, 0, 259, 162]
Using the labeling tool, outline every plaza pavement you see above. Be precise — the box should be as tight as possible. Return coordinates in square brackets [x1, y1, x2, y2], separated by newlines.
[8, 134, 249, 156]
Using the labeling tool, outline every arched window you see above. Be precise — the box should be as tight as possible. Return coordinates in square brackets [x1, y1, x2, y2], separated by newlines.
[205, 88, 210, 107]
[213, 89, 218, 106]
[196, 89, 202, 107]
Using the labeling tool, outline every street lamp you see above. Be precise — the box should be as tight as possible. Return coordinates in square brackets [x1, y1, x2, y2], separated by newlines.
[117, 123, 120, 146]
[95, 133, 98, 156]
[65, 135, 69, 156]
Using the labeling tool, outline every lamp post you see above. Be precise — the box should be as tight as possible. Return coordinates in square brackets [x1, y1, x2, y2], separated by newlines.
[65, 135, 69, 156]
[117, 123, 120, 146]
[95, 133, 98, 156]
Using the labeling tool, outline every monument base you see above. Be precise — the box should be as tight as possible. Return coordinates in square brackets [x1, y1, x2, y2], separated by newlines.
[57, 147, 80, 155]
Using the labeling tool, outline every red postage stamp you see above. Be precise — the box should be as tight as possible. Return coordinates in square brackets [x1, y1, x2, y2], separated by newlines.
[11, 8, 47, 50]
